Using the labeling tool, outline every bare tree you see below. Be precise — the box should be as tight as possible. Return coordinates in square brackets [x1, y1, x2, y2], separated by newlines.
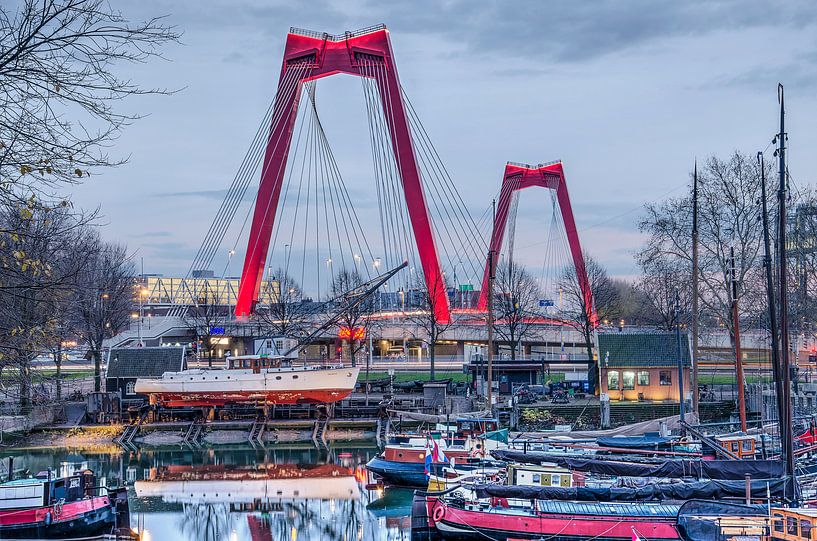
[330, 269, 372, 367]
[183, 280, 227, 368]
[493, 261, 541, 361]
[558, 254, 620, 394]
[0, 0, 179, 198]
[72, 237, 134, 392]
[0, 203, 90, 405]
[255, 269, 311, 338]
[408, 275, 452, 380]
[635, 258, 692, 330]
[638, 152, 772, 337]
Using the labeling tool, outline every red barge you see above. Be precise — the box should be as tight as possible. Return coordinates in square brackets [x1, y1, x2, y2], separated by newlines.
[0, 469, 130, 539]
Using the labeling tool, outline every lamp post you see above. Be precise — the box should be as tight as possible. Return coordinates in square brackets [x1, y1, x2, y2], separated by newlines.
[227, 249, 235, 320]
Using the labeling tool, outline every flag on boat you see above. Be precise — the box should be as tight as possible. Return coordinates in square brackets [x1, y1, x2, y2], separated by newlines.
[424, 439, 433, 478]
[431, 439, 448, 464]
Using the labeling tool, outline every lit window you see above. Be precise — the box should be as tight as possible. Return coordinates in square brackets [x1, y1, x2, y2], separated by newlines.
[125, 382, 136, 395]
[622, 371, 635, 390]
[607, 371, 620, 391]
[637, 371, 650, 386]
[659, 371, 672, 386]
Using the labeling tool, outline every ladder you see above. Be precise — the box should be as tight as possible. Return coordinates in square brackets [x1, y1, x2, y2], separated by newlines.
[182, 420, 204, 448]
[248, 419, 265, 447]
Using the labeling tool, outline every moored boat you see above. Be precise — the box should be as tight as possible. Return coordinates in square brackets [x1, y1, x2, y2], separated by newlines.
[0, 469, 130, 539]
[135, 356, 360, 407]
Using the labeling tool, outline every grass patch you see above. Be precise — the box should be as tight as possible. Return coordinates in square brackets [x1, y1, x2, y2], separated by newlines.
[359, 370, 470, 384]
[700, 374, 773, 385]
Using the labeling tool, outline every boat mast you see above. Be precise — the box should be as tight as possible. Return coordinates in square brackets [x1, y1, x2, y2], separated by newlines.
[675, 290, 686, 427]
[486, 199, 496, 411]
[760, 149, 785, 472]
[692, 161, 700, 416]
[775, 83, 796, 502]
[730, 246, 748, 432]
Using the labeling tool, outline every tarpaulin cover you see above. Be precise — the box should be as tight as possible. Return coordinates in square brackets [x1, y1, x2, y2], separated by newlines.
[491, 450, 785, 480]
[472, 478, 786, 502]
[676, 500, 769, 541]
[595, 434, 673, 448]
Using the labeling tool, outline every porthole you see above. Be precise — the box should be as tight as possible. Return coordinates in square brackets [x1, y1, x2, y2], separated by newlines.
[293, 375, 299, 379]
[276, 376, 282, 380]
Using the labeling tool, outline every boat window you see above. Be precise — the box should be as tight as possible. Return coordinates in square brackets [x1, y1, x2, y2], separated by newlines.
[293, 375, 298, 379]
[659, 371, 672, 386]
[802, 519, 812, 538]
[276, 376, 282, 380]
[788, 516, 799, 535]
[622, 371, 635, 390]
[741, 439, 754, 452]
[607, 371, 620, 391]
[637, 371, 649, 386]
[773, 513, 784, 532]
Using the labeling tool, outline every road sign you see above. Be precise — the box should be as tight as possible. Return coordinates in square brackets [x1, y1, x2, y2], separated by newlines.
[538, 299, 554, 307]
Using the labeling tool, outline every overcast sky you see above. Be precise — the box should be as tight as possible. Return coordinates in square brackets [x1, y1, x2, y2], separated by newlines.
[69, 0, 817, 284]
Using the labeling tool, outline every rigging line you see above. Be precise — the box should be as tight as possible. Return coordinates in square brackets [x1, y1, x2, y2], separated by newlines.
[373, 60, 411, 270]
[401, 87, 487, 252]
[405, 112, 487, 279]
[284, 86, 315, 295]
[302, 89, 318, 299]
[368, 64, 403, 274]
[195, 62, 308, 315]
[191, 63, 306, 275]
[360, 65, 391, 274]
[242, 65, 317, 290]
[186, 67, 297, 273]
[185, 98, 274, 275]
[379, 62, 419, 283]
[269, 75, 312, 283]
[410, 124, 478, 278]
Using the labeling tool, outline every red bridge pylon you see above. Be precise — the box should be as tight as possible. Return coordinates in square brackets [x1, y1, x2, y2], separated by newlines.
[234, 25, 449, 323]
[477, 161, 597, 325]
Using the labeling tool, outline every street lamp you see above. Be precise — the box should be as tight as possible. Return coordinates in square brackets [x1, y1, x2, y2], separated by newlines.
[227, 250, 236, 320]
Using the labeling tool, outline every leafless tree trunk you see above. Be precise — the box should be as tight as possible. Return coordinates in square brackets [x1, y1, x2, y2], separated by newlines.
[408, 275, 452, 380]
[493, 261, 541, 361]
[255, 268, 311, 338]
[72, 237, 134, 391]
[331, 269, 373, 367]
[558, 254, 620, 394]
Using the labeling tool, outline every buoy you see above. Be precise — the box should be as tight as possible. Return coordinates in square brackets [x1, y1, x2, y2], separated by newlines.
[432, 505, 445, 522]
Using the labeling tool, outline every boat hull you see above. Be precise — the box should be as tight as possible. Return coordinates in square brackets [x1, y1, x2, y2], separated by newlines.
[136, 366, 360, 406]
[424, 497, 681, 541]
[0, 495, 115, 539]
[366, 457, 430, 488]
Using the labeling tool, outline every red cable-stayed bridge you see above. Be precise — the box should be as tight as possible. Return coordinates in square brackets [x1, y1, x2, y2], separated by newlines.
[138, 24, 595, 348]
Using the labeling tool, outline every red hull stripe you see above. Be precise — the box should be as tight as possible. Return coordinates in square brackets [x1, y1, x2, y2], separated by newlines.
[0, 496, 110, 527]
[154, 388, 354, 407]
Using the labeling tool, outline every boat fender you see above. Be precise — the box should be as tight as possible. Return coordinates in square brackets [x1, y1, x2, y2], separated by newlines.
[432, 505, 445, 523]
[44, 512, 52, 526]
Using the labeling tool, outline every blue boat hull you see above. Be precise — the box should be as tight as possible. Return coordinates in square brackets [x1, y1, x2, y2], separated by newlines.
[366, 457, 429, 487]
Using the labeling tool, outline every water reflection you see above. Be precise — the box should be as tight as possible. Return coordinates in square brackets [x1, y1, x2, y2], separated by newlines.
[2, 446, 411, 541]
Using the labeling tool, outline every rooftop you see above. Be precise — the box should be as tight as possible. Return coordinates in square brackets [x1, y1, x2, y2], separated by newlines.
[598, 332, 691, 368]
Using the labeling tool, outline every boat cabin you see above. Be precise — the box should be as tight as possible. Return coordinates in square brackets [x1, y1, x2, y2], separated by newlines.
[715, 434, 756, 459]
[506, 463, 580, 488]
[227, 355, 284, 372]
[0, 470, 98, 510]
[771, 508, 817, 540]
[456, 418, 498, 438]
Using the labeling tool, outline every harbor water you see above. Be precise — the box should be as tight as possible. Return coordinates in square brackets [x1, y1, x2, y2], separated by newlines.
[2, 446, 413, 541]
